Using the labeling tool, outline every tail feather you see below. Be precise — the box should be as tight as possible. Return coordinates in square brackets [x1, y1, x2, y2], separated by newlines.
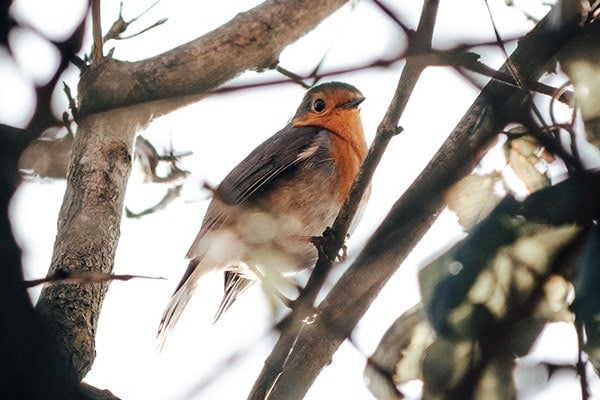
[157, 286, 192, 350]
[158, 260, 256, 349]
[213, 271, 253, 323]
[157, 258, 201, 350]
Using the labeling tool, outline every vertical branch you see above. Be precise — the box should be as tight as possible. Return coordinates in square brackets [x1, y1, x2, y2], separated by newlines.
[35, 109, 147, 379]
[91, 0, 103, 63]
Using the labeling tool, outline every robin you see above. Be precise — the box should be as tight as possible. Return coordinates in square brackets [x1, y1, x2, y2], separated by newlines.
[158, 81, 369, 341]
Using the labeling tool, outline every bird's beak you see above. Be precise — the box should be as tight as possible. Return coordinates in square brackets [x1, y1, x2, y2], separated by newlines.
[339, 96, 365, 109]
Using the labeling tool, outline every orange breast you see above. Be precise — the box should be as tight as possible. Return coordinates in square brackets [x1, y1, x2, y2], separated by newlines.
[292, 107, 367, 202]
[321, 110, 367, 202]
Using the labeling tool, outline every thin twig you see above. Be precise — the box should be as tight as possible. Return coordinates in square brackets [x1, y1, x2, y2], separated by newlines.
[371, 0, 412, 33]
[290, 0, 430, 326]
[458, 52, 573, 105]
[119, 18, 167, 39]
[62, 82, 79, 121]
[103, 0, 167, 42]
[25, 271, 165, 288]
[484, 0, 582, 173]
[61, 112, 74, 136]
[549, 80, 574, 126]
[214, 43, 573, 107]
[130, 0, 163, 24]
[91, 0, 103, 63]
[274, 66, 310, 88]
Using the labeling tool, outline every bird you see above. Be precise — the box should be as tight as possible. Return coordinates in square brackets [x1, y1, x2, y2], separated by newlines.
[158, 81, 369, 342]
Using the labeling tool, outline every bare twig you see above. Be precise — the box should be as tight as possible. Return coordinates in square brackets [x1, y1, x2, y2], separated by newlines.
[213, 43, 574, 108]
[104, 0, 167, 42]
[549, 80, 574, 126]
[119, 18, 167, 40]
[134, 136, 190, 185]
[91, 0, 103, 63]
[456, 52, 574, 105]
[125, 186, 183, 218]
[301, 0, 437, 312]
[371, 0, 412, 33]
[307, 49, 333, 86]
[483, 0, 583, 173]
[62, 112, 74, 136]
[25, 271, 165, 288]
[63, 82, 79, 121]
[274, 66, 310, 88]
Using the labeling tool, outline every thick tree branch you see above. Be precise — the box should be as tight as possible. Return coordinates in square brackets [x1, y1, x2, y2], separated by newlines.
[35, 110, 138, 379]
[78, 0, 352, 117]
[248, 2, 585, 399]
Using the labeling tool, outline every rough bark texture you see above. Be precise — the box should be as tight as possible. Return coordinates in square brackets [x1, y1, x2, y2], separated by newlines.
[247, 2, 585, 399]
[78, 0, 350, 117]
[35, 111, 139, 379]
[34, 0, 350, 382]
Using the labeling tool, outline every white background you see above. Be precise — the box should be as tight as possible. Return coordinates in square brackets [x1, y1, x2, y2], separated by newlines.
[3, 0, 598, 399]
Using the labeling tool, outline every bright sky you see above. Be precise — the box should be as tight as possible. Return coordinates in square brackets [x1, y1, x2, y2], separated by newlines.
[5, 1, 599, 399]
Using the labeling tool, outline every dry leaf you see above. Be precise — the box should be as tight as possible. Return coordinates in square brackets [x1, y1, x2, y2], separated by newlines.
[504, 133, 553, 192]
[446, 172, 502, 230]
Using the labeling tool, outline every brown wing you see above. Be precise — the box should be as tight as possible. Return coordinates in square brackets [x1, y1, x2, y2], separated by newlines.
[186, 125, 331, 258]
[215, 125, 330, 205]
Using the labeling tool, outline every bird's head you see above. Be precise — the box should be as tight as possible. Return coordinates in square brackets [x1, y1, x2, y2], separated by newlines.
[291, 82, 365, 137]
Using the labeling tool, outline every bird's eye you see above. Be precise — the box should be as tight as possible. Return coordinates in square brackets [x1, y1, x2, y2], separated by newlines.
[313, 98, 326, 112]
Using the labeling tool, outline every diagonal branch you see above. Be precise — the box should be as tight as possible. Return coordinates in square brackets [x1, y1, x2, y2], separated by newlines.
[248, 2, 585, 399]
[77, 0, 355, 118]
[247, 1, 440, 398]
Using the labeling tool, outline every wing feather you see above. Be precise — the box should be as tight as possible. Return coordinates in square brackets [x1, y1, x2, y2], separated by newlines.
[186, 125, 330, 259]
[216, 125, 330, 205]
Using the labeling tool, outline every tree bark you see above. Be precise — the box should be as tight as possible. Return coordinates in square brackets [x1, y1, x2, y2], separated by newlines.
[36, 111, 137, 379]
[77, 0, 351, 118]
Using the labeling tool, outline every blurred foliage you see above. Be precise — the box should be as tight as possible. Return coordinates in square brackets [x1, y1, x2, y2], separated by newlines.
[364, 305, 434, 399]
[366, 5, 600, 397]
[446, 172, 502, 231]
[446, 128, 555, 232]
[572, 226, 600, 373]
[367, 172, 600, 399]
[559, 23, 600, 148]
[503, 128, 554, 192]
